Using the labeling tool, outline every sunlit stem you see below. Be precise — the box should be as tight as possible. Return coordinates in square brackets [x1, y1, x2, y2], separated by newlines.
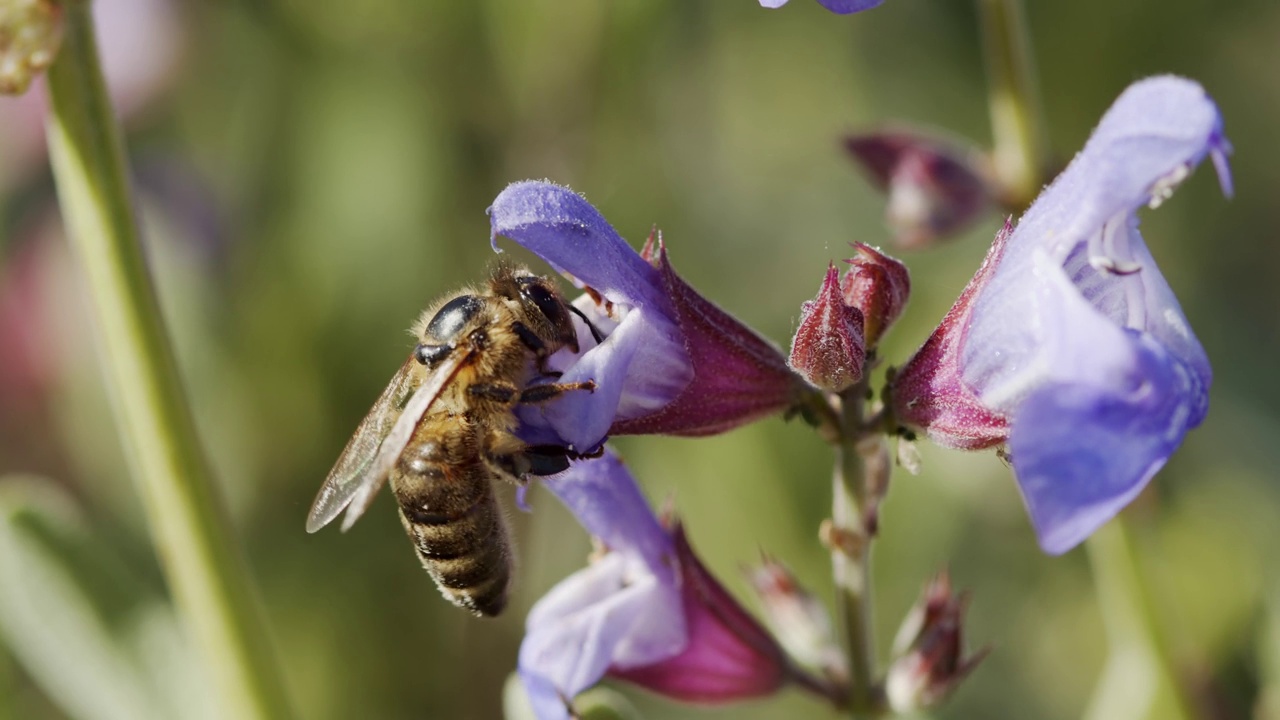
[828, 382, 887, 717]
[43, 5, 295, 719]
[1084, 519, 1194, 720]
[979, 0, 1050, 208]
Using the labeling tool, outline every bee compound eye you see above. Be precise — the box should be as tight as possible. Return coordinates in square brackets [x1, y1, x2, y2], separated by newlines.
[517, 277, 567, 327]
[426, 295, 484, 342]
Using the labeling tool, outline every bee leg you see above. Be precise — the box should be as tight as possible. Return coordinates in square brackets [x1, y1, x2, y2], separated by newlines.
[467, 382, 519, 404]
[505, 444, 604, 478]
[469, 379, 595, 406]
[517, 380, 596, 405]
[516, 446, 574, 477]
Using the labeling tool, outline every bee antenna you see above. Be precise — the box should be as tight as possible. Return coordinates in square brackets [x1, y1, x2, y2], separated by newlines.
[567, 304, 606, 345]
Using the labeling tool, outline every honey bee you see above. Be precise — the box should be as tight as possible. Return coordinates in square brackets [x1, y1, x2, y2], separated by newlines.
[306, 263, 602, 616]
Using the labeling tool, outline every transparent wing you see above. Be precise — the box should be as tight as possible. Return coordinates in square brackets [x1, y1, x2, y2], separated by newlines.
[305, 349, 470, 533]
[305, 357, 418, 533]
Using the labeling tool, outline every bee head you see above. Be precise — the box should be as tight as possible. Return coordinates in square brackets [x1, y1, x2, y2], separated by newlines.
[514, 274, 580, 354]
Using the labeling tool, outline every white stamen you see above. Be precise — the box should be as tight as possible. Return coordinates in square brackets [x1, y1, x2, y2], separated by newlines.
[1088, 255, 1143, 276]
[1148, 163, 1191, 209]
[1087, 218, 1144, 276]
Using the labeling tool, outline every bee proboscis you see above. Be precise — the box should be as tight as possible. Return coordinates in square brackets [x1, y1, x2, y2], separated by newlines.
[307, 264, 601, 616]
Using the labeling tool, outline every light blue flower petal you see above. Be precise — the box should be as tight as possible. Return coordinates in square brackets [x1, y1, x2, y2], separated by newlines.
[1003, 76, 1225, 271]
[489, 181, 692, 451]
[817, 0, 885, 12]
[541, 453, 675, 568]
[759, 0, 883, 11]
[524, 306, 690, 453]
[963, 76, 1219, 414]
[520, 454, 686, 719]
[1010, 335, 1197, 554]
[520, 559, 676, 720]
[489, 181, 668, 310]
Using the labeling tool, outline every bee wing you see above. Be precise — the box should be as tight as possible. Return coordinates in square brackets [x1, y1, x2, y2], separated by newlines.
[336, 348, 472, 531]
[306, 357, 418, 533]
[305, 349, 471, 533]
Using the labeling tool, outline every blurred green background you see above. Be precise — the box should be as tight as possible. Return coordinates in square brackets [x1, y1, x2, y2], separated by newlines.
[1, 0, 1277, 718]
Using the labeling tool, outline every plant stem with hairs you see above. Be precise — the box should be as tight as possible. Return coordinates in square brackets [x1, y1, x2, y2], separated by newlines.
[826, 378, 888, 718]
[43, 5, 295, 719]
[979, 0, 1051, 208]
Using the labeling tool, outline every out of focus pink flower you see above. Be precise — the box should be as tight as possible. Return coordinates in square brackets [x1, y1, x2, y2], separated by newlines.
[0, 0, 181, 191]
[0, 225, 55, 413]
[845, 129, 994, 249]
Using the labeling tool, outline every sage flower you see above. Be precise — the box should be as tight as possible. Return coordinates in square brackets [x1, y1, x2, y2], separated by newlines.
[891, 76, 1232, 553]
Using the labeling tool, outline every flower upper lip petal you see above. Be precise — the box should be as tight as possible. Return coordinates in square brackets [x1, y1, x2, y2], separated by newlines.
[962, 75, 1221, 412]
[993, 75, 1228, 274]
[488, 180, 669, 311]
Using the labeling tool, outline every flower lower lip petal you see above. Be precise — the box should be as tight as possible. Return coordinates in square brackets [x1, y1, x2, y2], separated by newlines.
[1009, 338, 1197, 554]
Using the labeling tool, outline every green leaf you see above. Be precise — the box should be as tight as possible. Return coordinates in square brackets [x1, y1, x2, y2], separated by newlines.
[0, 477, 214, 720]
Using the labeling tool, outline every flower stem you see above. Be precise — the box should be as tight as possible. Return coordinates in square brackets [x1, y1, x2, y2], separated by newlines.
[1084, 519, 1194, 720]
[43, 5, 295, 720]
[828, 387, 885, 717]
[979, 0, 1050, 208]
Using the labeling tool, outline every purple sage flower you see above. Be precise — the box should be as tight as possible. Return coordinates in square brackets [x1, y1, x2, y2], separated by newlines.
[891, 76, 1232, 554]
[520, 452, 790, 719]
[488, 181, 802, 453]
[759, 0, 885, 14]
[844, 129, 994, 249]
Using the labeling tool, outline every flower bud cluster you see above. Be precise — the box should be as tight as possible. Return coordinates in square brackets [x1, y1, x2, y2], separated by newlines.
[747, 556, 847, 682]
[885, 572, 989, 713]
[789, 245, 910, 392]
[789, 264, 865, 393]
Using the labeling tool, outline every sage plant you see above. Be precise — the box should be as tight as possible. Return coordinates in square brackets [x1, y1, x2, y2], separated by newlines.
[0, 1, 1237, 719]
[489, 73, 1230, 718]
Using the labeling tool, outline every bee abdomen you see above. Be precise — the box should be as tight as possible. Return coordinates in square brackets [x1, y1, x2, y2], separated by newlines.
[395, 473, 512, 617]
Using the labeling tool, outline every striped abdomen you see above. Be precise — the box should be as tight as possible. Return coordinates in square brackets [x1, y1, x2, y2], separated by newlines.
[391, 426, 512, 617]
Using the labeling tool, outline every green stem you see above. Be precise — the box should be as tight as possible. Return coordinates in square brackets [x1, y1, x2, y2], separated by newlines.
[829, 389, 884, 718]
[43, 5, 295, 719]
[979, 0, 1050, 208]
[1085, 520, 1194, 720]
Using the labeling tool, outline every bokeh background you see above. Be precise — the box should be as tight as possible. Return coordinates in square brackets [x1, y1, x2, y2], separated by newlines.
[1, 1, 1277, 718]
